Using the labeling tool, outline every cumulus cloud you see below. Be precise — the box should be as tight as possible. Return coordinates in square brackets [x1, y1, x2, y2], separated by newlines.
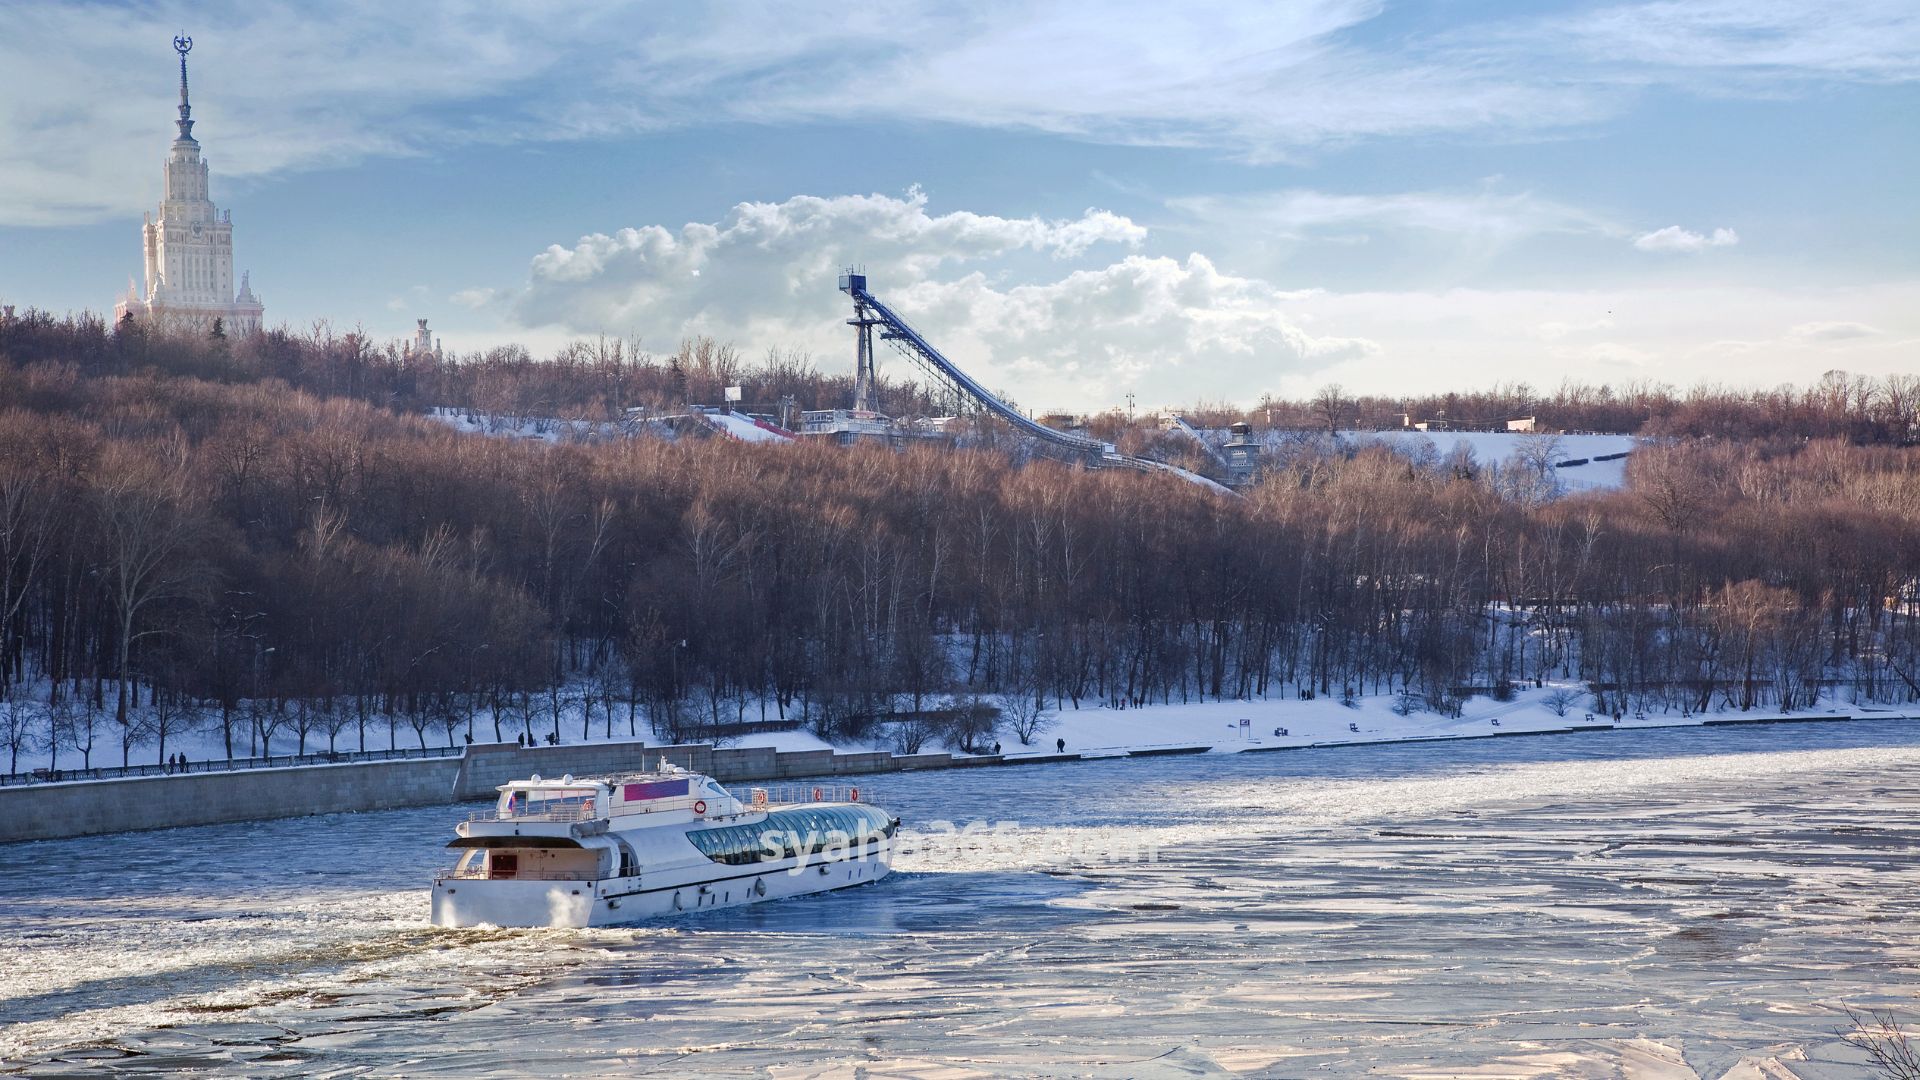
[1633, 225, 1739, 252]
[512, 191, 1371, 407]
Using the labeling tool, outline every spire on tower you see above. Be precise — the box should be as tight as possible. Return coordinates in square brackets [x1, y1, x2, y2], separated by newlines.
[173, 34, 196, 143]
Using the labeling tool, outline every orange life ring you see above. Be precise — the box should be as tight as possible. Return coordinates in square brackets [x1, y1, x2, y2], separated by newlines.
[693, 799, 707, 815]
[811, 786, 823, 801]
[850, 787, 860, 802]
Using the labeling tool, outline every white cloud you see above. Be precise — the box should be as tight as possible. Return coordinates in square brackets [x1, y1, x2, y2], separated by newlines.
[1173, 187, 1619, 244]
[507, 190, 1920, 409]
[1541, 0, 1920, 85]
[1633, 225, 1739, 252]
[904, 256, 1378, 408]
[450, 287, 501, 310]
[1788, 320, 1880, 342]
[5, 0, 1917, 225]
[1281, 281, 1920, 402]
[513, 191, 1369, 407]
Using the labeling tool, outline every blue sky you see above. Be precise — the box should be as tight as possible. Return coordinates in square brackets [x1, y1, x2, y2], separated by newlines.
[1, 0, 1914, 410]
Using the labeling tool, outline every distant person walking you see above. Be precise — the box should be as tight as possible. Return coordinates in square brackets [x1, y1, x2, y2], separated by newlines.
[1056, 737, 1066, 754]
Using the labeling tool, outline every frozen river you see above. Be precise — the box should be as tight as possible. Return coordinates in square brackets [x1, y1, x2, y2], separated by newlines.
[4, 721, 1919, 1077]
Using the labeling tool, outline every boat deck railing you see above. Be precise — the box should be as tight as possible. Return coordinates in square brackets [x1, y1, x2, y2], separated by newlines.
[747, 784, 873, 808]
[461, 785, 877, 826]
[466, 804, 598, 823]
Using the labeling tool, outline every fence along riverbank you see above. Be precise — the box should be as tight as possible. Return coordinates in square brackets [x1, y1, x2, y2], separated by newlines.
[5, 710, 1911, 843]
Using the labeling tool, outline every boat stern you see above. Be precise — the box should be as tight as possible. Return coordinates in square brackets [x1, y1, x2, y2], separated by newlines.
[431, 877, 599, 929]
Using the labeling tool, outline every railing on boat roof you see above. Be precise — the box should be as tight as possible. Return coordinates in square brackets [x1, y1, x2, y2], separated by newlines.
[463, 782, 876, 824]
[747, 783, 873, 808]
[466, 803, 598, 824]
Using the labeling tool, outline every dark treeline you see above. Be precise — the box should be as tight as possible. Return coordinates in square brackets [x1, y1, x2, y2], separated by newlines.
[1, 312, 1918, 773]
[1218, 374, 1920, 443]
[6, 307, 1917, 443]
[0, 308, 947, 427]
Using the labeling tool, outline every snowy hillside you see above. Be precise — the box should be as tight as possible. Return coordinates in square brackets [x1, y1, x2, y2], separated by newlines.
[1347, 430, 1638, 491]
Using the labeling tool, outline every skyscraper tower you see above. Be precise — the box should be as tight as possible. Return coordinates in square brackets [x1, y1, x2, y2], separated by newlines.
[115, 35, 264, 335]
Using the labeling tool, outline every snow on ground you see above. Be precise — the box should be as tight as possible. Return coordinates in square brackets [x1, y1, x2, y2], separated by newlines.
[7, 681, 1911, 776]
[1347, 430, 1638, 491]
[424, 407, 610, 443]
[1016, 682, 1911, 756]
[695, 409, 795, 443]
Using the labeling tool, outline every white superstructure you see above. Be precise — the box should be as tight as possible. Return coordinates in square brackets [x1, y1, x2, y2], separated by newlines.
[114, 36, 264, 336]
[430, 760, 897, 928]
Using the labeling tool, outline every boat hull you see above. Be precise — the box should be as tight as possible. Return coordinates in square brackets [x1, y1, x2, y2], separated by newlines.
[431, 843, 892, 928]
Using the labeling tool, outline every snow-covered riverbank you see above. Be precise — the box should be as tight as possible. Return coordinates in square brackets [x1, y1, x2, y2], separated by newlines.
[750, 682, 1919, 760]
[8, 681, 1914, 778]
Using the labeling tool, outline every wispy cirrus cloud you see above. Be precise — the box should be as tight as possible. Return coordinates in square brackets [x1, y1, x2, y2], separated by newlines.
[1171, 188, 1620, 244]
[5, 0, 1917, 225]
[1787, 320, 1880, 342]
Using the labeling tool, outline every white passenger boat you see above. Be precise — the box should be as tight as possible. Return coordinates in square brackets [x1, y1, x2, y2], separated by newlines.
[430, 760, 898, 928]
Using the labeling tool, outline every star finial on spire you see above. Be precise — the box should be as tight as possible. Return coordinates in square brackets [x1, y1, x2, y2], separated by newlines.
[173, 33, 196, 143]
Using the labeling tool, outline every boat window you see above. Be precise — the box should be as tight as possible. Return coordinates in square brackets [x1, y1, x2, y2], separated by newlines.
[488, 852, 519, 879]
[686, 805, 896, 865]
[508, 788, 595, 818]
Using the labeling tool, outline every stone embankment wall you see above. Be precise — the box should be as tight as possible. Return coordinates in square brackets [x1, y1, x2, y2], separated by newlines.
[0, 738, 1066, 844]
[7, 710, 1905, 844]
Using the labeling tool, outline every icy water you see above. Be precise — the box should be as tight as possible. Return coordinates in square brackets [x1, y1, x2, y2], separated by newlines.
[4, 722, 1920, 1077]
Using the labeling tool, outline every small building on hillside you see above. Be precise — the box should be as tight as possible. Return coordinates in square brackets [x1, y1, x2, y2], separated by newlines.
[406, 319, 442, 359]
[1223, 422, 1261, 487]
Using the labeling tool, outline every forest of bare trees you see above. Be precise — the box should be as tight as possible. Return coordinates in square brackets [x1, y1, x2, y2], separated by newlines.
[5, 307, 1916, 444]
[1, 308, 1917, 773]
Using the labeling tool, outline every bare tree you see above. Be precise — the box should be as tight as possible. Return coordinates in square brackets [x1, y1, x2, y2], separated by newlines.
[0, 685, 37, 776]
[89, 441, 211, 742]
[53, 696, 101, 771]
[996, 689, 1053, 746]
[147, 689, 197, 767]
[1542, 687, 1583, 717]
[942, 697, 999, 755]
[0, 446, 57, 699]
[890, 714, 938, 755]
[1842, 1005, 1920, 1080]
[1312, 383, 1349, 435]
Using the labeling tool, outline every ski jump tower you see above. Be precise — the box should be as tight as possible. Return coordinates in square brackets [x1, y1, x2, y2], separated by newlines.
[828, 272, 1240, 494]
[846, 273, 883, 414]
[835, 272, 1107, 464]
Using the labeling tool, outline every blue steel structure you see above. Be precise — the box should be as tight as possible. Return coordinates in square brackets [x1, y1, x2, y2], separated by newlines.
[837, 273, 1240, 495]
[839, 272, 1108, 462]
